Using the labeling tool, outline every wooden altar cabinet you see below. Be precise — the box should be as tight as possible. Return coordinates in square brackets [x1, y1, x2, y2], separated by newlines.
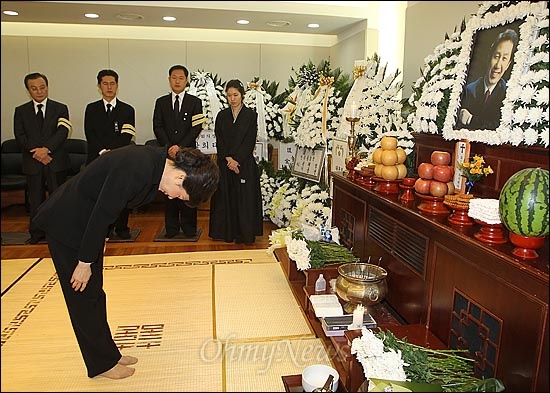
[330, 172, 549, 392]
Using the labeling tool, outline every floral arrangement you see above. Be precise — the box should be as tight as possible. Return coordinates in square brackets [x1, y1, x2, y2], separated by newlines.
[259, 161, 333, 229]
[268, 227, 359, 270]
[269, 176, 302, 228]
[279, 61, 319, 141]
[457, 154, 494, 193]
[188, 71, 228, 131]
[282, 60, 352, 149]
[244, 78, 284, 141]
[295, 75, 343, 150]
[351, 54, 416, 161]
[352, 327, 505, 392]
[289, 183, 332, 229]
[408, 1, 549, 147]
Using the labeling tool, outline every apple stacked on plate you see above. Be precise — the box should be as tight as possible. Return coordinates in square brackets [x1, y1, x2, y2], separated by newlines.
[371, 136, 408, 180]
[414, 151, 456, 197]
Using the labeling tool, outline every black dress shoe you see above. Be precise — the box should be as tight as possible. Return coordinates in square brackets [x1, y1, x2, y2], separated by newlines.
[164, 231, 178, 238]
[182, 231, 197, 238]
[115, 230, 131, 240]
[28, 236, 45, 245]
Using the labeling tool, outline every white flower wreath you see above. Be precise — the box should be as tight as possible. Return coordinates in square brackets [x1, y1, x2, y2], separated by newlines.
[295, 77, 343, 150]
[244, 80, 284, 141]
[188, 71, 228, 131]
[349, 55, 415, 161]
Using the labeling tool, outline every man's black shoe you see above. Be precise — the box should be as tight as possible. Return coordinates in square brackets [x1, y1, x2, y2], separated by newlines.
[28, 236, 45, 244]
[164, 231, 178, 238]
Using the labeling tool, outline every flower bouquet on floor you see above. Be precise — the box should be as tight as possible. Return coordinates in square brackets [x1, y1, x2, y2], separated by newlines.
[267, 226, 359, 271]
[351, 328, 505, 392]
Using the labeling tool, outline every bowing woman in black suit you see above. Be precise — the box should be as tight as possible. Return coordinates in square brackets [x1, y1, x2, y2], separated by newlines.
[153, 65, 206, 238]
[33, 145, 219, 380]
[14, 72, 72, 244]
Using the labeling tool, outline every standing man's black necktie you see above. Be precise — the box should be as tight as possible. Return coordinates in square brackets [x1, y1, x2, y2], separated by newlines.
[106, 103, 112, 117]
[37, 103, 44, 130]
[174, 95, 180, 117]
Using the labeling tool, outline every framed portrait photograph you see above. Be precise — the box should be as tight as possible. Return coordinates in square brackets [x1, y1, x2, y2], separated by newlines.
[441, 1, 545, 146]
[291, 146, 325, 183]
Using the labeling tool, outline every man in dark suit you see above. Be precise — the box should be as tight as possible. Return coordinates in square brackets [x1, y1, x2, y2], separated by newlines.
[84, 69, 136, 239]
[458, 28, 519, 130]
[153, 64, 206, 238]
[14, 72, 72, 244]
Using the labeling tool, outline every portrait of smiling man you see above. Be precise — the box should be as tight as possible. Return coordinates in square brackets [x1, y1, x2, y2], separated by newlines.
[457, 27, 519, 131]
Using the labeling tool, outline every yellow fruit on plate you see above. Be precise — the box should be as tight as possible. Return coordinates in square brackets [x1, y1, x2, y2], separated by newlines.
[380, 136, 398, 150]
[372, 148, 383, 164]
[374, 163, 384, 178]
[381, 165, 398, 180]
[381, 150, 398, 166]
[396, 163, 407, 179]
[395, 147, 407, 164]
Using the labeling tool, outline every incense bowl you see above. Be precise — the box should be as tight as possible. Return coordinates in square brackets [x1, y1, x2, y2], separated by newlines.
[335, 262, 388, 313]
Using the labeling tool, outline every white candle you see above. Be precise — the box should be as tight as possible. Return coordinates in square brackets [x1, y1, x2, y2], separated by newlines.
[350, 102, 357, 118]
[353, 304, 364, 327]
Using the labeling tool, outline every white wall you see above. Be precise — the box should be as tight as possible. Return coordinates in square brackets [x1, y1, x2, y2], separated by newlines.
[402, 1, 481, 98]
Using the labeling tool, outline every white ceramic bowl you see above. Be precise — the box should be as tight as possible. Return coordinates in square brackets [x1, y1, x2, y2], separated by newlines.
[301, 364, 339, 392]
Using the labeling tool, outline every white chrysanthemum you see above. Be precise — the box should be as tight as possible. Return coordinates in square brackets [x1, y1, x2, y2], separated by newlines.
[188, 71, 227, 131]
[244, 81, 284, 141]
[295, 84, 342, 150]
[351, 327, 408, 383]
[285, 236, 311, 270]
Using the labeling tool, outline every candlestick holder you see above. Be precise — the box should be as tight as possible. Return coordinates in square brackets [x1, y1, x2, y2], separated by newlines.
[345, 117, 360, 179]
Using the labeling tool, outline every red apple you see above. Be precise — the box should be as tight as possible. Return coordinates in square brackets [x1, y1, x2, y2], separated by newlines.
[417, 162, 434, 179]
[432, 165, 454, 183]
[430, 180, 448, 197]
[414, 178, 432, 194]
[431, 151, 452, 166]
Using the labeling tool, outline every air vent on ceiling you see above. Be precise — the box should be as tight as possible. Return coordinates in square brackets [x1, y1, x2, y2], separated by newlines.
[266, 20, 291, 28]
[116, 13, 144, 21]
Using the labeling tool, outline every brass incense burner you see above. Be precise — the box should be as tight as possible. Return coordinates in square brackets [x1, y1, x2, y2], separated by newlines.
[335, 262, 388, 313]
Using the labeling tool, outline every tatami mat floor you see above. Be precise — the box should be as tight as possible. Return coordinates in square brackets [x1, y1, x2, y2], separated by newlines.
[1, 250, 332, 392]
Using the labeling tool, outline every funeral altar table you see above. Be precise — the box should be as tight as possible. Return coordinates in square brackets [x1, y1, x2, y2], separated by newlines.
[329, 171, 549, 392]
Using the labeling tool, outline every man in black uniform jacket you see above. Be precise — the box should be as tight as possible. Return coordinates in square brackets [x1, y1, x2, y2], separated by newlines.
[14, 72, 72, 244]
[84, 69, 136, 239]
[153, 64, 206, 238]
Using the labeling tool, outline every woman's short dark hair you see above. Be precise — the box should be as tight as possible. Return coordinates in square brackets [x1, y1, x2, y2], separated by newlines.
[225, 79, 245, 97]
[172, 147, 219, 208]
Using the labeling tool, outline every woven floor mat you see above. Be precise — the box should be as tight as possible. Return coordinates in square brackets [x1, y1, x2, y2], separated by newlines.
[1, 257, 41, 293]
[215, 263, 313, 341]
[1, 250, 313, 392]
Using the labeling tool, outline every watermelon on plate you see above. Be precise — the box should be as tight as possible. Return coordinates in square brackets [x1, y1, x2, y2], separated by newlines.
[499, 167, 549, 237]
